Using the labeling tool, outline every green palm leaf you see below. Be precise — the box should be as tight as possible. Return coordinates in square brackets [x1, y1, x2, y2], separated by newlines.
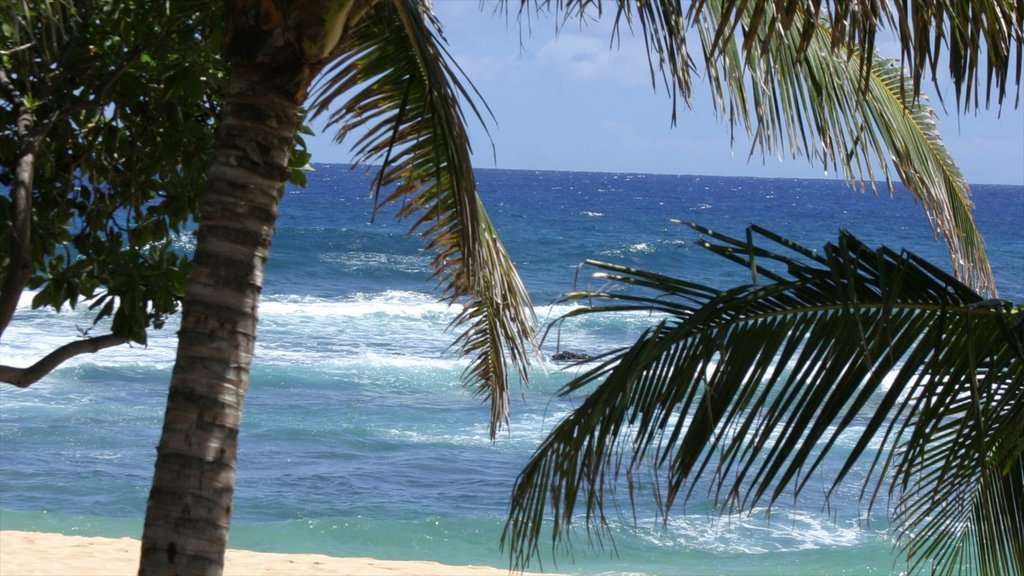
[309, 0, 536, 437]
[504, 223, 1024, 575]
[513, 0, 1022, 112]
[696, 1, 996, 295]
[509, 0, 1007, 294]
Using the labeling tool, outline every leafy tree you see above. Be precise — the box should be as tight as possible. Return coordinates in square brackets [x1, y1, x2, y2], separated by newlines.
[504, 224, 1023, 575]
[0, 1, 222, 385]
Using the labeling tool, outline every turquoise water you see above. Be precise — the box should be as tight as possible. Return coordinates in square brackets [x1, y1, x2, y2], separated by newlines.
[2, 166, 1021, 575]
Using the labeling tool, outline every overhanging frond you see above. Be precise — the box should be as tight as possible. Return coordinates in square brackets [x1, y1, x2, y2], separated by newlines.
[504, 224, 1023, 575]
[695, 2, 996, 295]
[510, 0, 1023, 112]
[309, 0, 537, 438]
[506, 0, 1002, 294]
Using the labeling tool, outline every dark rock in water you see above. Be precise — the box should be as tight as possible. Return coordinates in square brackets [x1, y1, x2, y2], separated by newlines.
[551, 350, 594, 362]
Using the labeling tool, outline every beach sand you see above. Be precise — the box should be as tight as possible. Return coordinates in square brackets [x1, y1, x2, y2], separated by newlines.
[0, 531, 536, 575]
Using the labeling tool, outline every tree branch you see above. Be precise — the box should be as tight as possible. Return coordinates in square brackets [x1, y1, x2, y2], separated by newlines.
[1, 334, 130, 388]
[0, 68, 39, 337]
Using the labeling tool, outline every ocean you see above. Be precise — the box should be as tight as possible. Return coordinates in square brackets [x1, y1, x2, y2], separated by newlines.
[1, 165, 1022, 575]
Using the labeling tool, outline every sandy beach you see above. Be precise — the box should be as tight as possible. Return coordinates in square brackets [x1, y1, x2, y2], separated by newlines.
[0, 531, 538, 575]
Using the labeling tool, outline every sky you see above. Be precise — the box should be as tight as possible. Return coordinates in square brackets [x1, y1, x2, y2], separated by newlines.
[308, 1, 1024, 186]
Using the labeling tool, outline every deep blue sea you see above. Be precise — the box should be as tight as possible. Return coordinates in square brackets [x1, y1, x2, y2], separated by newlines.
[2, 165, 1022, 575]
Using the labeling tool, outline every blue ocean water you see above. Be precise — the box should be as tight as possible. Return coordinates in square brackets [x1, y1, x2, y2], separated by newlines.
[1, 165, 1021, 575]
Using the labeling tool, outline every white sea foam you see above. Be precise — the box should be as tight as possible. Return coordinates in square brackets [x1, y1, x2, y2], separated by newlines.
[15, 289, 36, 310]
[629, 508, 875, 554]
[598, 242, 658, 258]
[172, 232, 196, 252]
[358, 351, 466, 371]
[317, 251, 429, 273]
[260, 290, 458, 319]
[380, 426, 496, 448]
[253, 291, 465, 366]
[4, 290, 467, 372]
[253, 340, 466, 370]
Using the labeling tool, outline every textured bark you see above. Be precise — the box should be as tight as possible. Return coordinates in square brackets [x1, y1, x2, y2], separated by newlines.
[138, 71, 302, 575]
[139, 3, 370, 574]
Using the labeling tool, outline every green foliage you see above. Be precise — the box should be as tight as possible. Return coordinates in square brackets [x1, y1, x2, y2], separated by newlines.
[694, 2, 995, 294]
[311, 0, 537, 436]
[288, 117, 316, 187]
[504, 0, 1004, 294]
[1, 0, 221, 344]
[504, 224, 1023, 575]
[1, 1, 320, 350]
[510, 0, 1022, 116]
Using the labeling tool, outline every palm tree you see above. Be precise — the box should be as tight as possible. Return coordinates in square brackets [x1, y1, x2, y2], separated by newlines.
[137, 1, 534, 573]
[504, 223, 1023, 574]
[495, 3, 1022, 574]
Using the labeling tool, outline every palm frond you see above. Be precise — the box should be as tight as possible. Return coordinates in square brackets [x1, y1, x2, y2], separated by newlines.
[695, 1, 997, 295]
[507, 0, 1001, 294]
[711, 0, 1022, 111]
[512, 0, 1022, 111]
[309, 0, 536, 437]
[504, 223, 1024, 575]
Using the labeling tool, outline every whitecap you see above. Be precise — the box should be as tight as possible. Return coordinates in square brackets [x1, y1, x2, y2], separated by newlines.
[317, 251, 430, 273]
[259, 291, 459, 320]
[625, 508, 879, 554]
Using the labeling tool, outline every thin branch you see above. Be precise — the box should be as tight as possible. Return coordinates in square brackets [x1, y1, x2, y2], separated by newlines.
[0, 43, 34, 56]
[1, 333, 130, 388]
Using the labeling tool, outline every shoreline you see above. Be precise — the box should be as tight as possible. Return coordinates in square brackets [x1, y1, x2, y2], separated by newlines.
[0, 530, 545, 575]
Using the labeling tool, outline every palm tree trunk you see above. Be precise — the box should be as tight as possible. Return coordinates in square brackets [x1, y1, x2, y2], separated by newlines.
[138, 70, 300, 576]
